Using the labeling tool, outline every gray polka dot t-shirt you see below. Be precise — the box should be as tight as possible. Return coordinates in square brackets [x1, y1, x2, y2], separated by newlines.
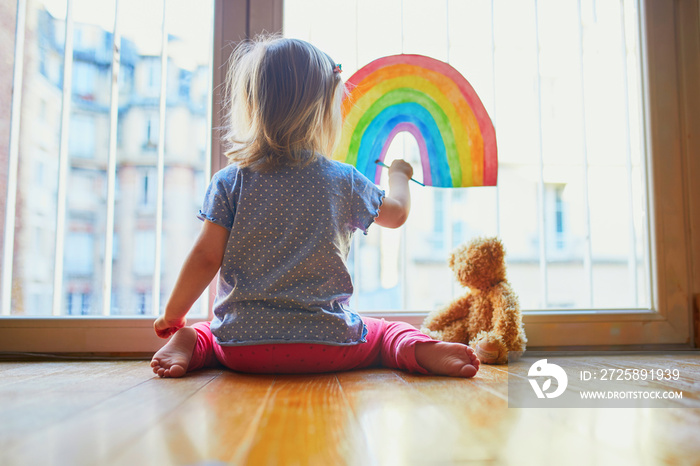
[198, 155, 385, 346]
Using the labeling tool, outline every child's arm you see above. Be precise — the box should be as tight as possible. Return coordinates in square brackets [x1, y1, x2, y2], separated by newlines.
[374, 160, 413, 229]
[153, 220, 229, 338]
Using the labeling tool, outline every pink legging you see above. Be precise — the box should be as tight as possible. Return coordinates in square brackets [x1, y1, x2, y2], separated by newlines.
[188, 317, 436, 374]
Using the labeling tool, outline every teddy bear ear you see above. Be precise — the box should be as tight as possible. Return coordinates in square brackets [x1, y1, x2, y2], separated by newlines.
[448, 250, 456, 269]
[448, 244, 467, 269]
[491, 237, 506, 260]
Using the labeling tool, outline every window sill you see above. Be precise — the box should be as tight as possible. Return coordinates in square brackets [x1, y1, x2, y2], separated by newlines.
[0, 307, 691, 354]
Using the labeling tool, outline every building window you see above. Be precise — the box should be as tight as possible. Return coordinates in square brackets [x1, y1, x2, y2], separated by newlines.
[545, 183, 569, 254]
[143, 115, 159, 150]
[140, 168, 157, 207]
[136, 291, 152, 315]
[68, 114, 96, 158]
[133, 230, 156, 276]
[66, 292, 91, 316]
[141, 58, 161, 98]
[64, 232, 95, 276]
[72, 61, 97, 99]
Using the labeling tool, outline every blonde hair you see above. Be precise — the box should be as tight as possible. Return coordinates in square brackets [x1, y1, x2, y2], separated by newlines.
[223, 36, 345, 171]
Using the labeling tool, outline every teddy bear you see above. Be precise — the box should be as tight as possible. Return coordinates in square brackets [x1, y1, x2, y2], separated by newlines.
[421, 236, 526, 364]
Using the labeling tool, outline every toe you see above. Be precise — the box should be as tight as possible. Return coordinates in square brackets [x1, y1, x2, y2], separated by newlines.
[168, 364, 186, 378]
[460, 364, 478, 378]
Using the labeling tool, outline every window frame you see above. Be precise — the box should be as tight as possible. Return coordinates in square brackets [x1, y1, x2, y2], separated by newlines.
[0, 0, 697, 354]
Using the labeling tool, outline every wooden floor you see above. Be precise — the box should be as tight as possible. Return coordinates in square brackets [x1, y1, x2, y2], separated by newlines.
[1, 354, 699, 466]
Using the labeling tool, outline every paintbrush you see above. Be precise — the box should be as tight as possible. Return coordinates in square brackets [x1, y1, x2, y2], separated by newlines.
[374, 160, 425, 186]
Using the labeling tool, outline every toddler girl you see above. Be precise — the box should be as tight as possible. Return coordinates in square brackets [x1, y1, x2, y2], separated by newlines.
[150, 36, 479, 379]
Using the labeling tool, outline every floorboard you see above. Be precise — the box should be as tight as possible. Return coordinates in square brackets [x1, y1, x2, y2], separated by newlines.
[0, 354, 698, 465]
[0, 361, 150, 449]
[243, 373, 367, 465]
[115, 372, 275, 465]
[3, 367, 221, 465]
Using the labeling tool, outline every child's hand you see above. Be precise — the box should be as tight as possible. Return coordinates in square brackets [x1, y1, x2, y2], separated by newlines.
[388, 159, 414, 181]
[154, 315, 187, 339]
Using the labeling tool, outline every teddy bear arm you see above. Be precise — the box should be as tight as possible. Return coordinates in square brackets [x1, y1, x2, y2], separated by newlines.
[422, 295, 472, 331]
[491, 285, 527, 352]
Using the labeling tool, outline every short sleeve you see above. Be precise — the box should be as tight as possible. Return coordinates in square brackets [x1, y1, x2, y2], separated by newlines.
[350, 166, 385, 235]
[197, 168, 238, 230]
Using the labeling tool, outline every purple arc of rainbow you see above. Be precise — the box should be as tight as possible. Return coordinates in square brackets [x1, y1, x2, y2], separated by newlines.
[375, 122, 429, 185]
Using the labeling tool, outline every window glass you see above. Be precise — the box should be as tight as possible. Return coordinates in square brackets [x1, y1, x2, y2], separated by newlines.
[1, 0, 214, 316]
[285, 0, 650, 311]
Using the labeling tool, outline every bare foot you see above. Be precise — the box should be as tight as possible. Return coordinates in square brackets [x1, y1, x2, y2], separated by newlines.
[414, 341, 480, 378]
[150, 327, 197, 378]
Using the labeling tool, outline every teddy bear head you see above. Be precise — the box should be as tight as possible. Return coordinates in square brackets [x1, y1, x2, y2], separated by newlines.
[448, 237, 507, 291]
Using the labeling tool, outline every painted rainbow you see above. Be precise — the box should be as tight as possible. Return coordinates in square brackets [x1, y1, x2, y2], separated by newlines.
[333, 54, 497, 188]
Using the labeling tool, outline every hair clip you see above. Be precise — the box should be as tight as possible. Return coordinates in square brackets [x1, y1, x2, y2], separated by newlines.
[333, 63, 342, 74]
